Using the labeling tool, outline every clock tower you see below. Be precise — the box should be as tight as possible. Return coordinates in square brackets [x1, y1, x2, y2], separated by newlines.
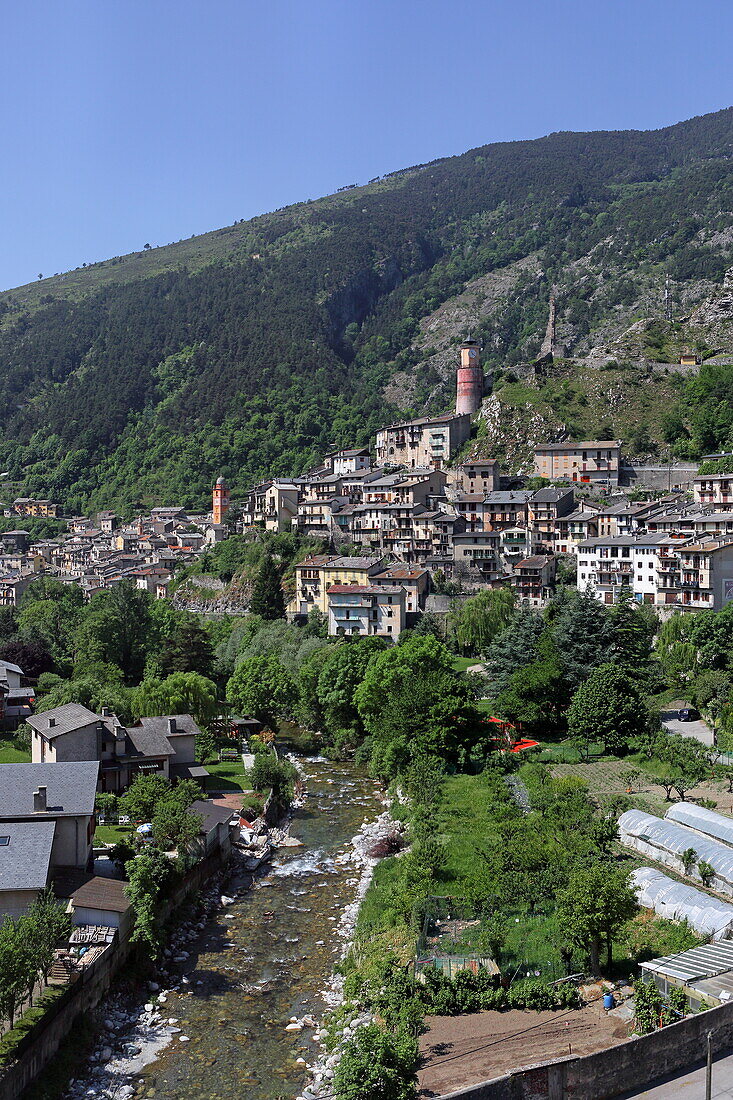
[212, 476, 230, 525]
[455, 341, 484, 415]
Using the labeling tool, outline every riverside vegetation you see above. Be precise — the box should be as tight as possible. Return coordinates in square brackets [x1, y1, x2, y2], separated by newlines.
[7, 547, 733, 1096]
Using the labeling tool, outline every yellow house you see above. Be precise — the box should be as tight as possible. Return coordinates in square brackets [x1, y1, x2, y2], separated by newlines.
[288, 555, 385, 618]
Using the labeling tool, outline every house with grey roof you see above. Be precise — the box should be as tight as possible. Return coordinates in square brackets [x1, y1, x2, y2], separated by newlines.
[29, 706, 208, 793]
[0, 760, 99, 875]
[0, 819, 56, 922]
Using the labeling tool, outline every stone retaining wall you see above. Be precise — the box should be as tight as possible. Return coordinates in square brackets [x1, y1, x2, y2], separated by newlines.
[0, 842, 230, 1099]
[438, 997, 733, 1100]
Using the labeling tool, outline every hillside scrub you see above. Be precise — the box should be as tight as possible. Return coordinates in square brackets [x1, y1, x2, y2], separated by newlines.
[4, 110, 733, 508]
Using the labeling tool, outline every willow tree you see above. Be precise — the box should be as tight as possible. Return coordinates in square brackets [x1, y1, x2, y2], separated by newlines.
[449, 587, 515, 656]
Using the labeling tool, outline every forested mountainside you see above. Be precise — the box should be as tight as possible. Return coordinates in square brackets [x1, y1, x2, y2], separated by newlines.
[4, 107, 733, 511]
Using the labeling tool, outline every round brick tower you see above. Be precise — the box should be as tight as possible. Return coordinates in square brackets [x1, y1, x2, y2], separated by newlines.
[212, 476, 230, 525]
[455, 341, 484, 415]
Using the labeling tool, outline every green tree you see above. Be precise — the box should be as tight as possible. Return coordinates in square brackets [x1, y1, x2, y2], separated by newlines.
[249, 554, 285, 620]
[567, 663, 647, 755]
[125, 846, 176, 951]
[449, 587, 515, 656]
[152, 800, 203, 855]
[227, 653, 296, 726]
[495, 632, 565, 734]
[315, 636, 387, 743]
[355, 635, 477, 779]
[609, 590, 656, 681]
[484, 609, 544, 695]
[120, 773, 172, 822]
[556, 864, 638, 975]
[74, 582, 155, 682]
[549, 588, 613, 692]
[248, 754, 298, 804]
[160, 619, 215, 679]
[133, 671, 218, 728]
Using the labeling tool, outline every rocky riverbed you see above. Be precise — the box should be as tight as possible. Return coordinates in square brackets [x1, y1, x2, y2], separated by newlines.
[59, 759, 391, 1100]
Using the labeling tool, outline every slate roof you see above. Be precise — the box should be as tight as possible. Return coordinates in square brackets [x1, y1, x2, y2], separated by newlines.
[137, 714, 202, 739]
[530, 487, 574, 503]
[0, 761, 99, 818]
[125, 725, 174, 759]
[27, 702, 101, 741]
[0, 820, 56, 890]
[189, 800, 235, 834]
[535, 440, 621, 451]
[326, 556, 384, 569]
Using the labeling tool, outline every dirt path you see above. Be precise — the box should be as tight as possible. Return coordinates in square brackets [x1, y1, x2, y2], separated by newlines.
[418, 1002, 628, 1097]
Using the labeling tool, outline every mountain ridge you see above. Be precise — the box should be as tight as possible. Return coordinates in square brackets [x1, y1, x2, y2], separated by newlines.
[2, 106, 733, 511]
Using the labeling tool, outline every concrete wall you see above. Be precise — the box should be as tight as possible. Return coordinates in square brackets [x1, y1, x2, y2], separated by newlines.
[436, 996, 733, 1100]
[621, 463, 699, 490]
[52, 815, 93, 869]
[0, 835, 230, 1099]
[0, 939, 124, 1100]
[0, 887, 39, 923]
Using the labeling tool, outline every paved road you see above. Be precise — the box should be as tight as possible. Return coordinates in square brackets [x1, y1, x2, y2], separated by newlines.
[662, 701, 715, 747]
[619, 1049, 733, 1097]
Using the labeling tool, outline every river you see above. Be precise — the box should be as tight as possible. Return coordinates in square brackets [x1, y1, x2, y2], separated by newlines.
[125, 758, 381, 1100]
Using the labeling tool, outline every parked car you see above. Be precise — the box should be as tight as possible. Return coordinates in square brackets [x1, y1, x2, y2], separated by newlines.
[678, 707, 700, 722]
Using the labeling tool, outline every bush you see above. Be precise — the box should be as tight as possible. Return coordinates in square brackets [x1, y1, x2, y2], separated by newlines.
[333, 1023, 418, 1100]
[367, 833, 406, 859]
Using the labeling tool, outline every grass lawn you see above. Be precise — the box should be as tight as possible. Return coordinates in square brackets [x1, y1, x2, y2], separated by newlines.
[95, 825, 133, 845]
[0, 738, 31, 763]
[205, 758, 250, 793]
[451, 656, 478, 674]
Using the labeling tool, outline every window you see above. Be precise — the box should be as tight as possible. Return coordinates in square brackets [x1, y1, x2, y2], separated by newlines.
[0, 836, 9, 846]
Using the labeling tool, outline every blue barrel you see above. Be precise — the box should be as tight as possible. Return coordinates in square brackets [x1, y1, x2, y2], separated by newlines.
[603, 992, 615, 1010]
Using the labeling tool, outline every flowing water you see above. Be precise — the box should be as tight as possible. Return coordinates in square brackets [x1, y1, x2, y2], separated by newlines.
[132, 759, 381, 1100]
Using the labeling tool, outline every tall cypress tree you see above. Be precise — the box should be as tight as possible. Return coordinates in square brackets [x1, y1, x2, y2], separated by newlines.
[249, 554, 285, 621]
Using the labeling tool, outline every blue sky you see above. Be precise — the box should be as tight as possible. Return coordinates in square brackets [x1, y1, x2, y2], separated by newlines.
[1, 0, 732, 290]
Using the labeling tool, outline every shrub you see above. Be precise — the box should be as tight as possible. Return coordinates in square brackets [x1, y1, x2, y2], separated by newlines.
[333, 1023, 418, 1100]
[367, 833, 405, 859]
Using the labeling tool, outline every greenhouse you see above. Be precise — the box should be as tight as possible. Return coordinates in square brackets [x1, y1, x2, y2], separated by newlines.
[665, 802, 733, 848]
[631, 867, 733, 939]
[618, 809, 733, 896]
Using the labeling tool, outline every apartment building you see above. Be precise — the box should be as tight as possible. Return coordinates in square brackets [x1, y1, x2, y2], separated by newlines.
[510, 555, 556, 608]
[533, 440, 622, 486]
[694, 472, 733, 510]
[326, 584, 406, 638]
[529, 487, 575, 551]
[323, 447, 371, 476]
[555, 509, 600, 553]
[373, 565, 429, 616]
[576, 534, 674, 605]
[656, 536, 733, 613]
[452, 532, 502, 583]
[375, 413, 471, 470]
[452, 459, 500, 495]
[288, 555, 385, 618]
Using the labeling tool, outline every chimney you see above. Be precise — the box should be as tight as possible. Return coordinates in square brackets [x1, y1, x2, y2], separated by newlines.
[34, 786, 47, 812]
[101, 706, 111, 717]
[48, 716, 56, 728]
[168, 717, 177, 734]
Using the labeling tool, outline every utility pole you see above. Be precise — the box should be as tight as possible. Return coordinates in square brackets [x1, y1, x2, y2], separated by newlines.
[706, 1029, 713, 1100]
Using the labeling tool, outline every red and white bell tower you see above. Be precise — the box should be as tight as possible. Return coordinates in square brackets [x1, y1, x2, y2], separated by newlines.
[212, 476, 230, 525]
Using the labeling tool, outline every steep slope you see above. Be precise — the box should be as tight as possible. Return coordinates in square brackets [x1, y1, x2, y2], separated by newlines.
[2, 107, 733, 510]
